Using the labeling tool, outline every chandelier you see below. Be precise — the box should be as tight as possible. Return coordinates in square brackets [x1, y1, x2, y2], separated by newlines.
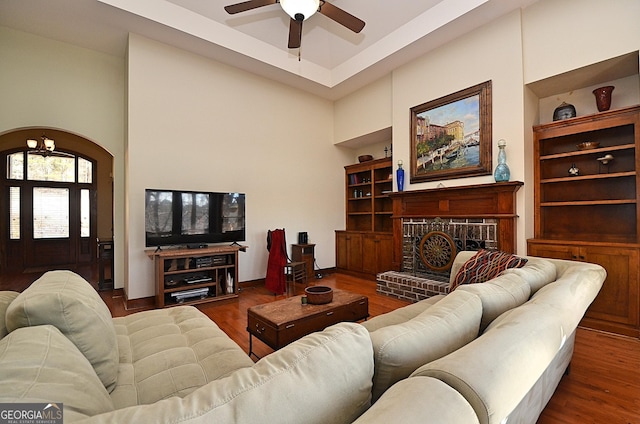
[26, 135, 56, 156]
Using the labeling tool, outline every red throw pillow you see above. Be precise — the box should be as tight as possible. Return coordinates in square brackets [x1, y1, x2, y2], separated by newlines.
[451, 250, 528, 291]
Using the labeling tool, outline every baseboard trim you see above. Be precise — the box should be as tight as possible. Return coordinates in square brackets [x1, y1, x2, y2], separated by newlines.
[123, 293, 155, 311]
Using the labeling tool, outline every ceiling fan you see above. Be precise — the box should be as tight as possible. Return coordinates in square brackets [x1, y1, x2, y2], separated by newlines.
[224, 0, 365, 49]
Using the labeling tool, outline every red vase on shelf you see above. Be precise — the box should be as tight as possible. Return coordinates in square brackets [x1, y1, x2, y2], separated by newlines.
[592, 86, 614, 112]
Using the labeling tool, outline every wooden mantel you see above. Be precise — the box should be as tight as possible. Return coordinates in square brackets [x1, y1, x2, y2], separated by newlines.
[389, 181, 523, 269]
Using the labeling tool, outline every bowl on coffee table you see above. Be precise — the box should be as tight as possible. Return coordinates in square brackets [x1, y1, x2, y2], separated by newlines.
[304, 286, 333, 304]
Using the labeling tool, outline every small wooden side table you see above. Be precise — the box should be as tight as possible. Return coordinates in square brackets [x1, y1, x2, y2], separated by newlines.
[292, 243, 315, 279]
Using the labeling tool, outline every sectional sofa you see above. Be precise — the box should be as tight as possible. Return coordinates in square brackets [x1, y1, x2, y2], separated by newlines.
[0, 251, 605, 423]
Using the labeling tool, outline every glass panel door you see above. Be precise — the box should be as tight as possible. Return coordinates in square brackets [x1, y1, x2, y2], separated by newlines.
[33, 187, 70, 239]
[80, 188, 90, 237]
[9, 187, 20, 240]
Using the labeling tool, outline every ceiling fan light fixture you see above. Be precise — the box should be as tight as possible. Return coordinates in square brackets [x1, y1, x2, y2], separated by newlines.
[27, 139, 38, 149]
[280, 0, 319, 21]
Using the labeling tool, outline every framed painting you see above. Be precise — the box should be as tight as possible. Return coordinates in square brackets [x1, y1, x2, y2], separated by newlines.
[410, 80, 492, 183]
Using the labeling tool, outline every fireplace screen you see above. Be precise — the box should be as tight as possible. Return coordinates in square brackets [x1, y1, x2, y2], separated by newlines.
[403, 218, 497, 279]
[418, 231, 456, 272]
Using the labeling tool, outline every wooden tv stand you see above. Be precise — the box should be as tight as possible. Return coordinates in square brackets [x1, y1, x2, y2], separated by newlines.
[148, 245, 243, 308]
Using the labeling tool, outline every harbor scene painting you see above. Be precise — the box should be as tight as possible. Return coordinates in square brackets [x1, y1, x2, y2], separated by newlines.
[410, 81, 492, 183]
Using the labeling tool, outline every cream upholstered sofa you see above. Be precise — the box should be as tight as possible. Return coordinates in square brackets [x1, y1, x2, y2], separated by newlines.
[354, 251, 606, 424]
[0, 251, 605, 424]
[0, 271, 374, 423]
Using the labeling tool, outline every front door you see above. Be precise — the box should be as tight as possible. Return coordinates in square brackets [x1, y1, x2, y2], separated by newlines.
[3, 150, 95, 272]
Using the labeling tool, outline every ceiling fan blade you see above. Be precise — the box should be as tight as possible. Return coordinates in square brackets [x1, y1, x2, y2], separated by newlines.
[224, 0, 277, 15]
[288, 18, 303, 49]
[319, 2, 365, 33]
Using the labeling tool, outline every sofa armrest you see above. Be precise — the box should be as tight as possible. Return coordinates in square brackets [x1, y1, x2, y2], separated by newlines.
[5, 271, 119, 392]
[368, 290, 481, 402]
[360, 295, 444, 332]
[527, 262, 606, 333]
[0, 291, 19, 338]
[411, 304, 567, 424]
[352, 377, 479, 424]
[0, 325, 114, 423]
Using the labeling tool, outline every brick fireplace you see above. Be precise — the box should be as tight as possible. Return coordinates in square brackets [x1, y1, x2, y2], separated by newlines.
[376, 181, 522, 302]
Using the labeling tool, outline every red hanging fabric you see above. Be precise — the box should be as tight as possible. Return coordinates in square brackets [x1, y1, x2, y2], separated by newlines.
[265, 229, 287, 294]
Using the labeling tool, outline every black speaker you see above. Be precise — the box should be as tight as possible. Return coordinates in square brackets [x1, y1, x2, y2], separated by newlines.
[298, 232, 308, 244]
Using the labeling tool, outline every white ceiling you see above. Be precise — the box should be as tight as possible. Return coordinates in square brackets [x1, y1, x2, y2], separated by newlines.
[0, 0, 540, 99]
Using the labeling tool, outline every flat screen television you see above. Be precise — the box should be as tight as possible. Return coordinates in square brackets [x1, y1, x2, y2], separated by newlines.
[145, 189, 246, 248]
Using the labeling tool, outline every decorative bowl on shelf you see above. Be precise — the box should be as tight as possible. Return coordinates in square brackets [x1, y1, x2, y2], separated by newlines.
[304, 286, 333, 304]
[576, 141, 600, 150]
[358, 154, 373, 163]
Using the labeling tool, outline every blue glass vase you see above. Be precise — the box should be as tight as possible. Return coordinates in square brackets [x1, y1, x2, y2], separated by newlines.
[494, 139, 510, 182]
[396, 161, 405, 191]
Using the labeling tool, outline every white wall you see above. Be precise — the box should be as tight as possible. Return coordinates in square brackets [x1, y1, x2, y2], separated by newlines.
[392, 10, 528, 252]
[522, 0, 640, 86]
[334, 74, 392, 143]
[126, 34, 349, 299]
[0, 26, 126, 286]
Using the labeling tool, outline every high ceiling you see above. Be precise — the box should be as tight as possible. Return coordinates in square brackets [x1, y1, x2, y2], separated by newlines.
[0, 0, 539, 99]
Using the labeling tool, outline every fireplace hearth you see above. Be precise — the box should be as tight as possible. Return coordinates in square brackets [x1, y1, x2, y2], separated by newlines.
[377, 217, 496, 302]
[376, 181, 522, 303]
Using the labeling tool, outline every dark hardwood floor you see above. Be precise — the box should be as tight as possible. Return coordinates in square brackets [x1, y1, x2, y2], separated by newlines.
[2, 268, 639, 423]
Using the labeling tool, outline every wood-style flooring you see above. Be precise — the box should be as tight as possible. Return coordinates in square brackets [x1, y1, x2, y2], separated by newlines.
[2, 269, 639, 423]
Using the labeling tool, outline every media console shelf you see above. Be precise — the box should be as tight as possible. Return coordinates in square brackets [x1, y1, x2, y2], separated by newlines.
[148, 245, 243, 308]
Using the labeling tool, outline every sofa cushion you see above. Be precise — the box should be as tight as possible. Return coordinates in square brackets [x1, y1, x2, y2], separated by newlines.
[110, 306, 254, 408]
[456, 272, 531, 330]
[368, 290, 482, 402]
[5, 270, 118, 392]
[0, 325, 114, 423]
[74, 323, 375, 424]
[361, 295, 444, 332]
[352, 376, 480, 424]
[526, 262, 606, 333]
[451, 249, 528, 291]
[500, 256, 557, 294]
[0, 291, 19, 338]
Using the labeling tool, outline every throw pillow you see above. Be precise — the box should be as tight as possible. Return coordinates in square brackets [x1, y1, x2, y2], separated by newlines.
[5, 270, 119, 392]
[450, 249, 528, 291]
[0, 325, 115, 421]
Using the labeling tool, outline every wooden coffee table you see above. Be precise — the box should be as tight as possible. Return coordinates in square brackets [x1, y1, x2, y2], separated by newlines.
[247, 289, 369, 357]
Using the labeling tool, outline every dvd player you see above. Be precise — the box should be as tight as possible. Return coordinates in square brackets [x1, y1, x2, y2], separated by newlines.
[171, 287, 209, 303]
[183, 276, 213, 284]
